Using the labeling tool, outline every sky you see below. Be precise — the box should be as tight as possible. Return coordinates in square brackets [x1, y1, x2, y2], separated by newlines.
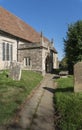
[0, 0, 82, 60]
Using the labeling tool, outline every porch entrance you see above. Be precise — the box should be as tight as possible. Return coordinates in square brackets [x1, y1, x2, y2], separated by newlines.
[45, 55, 53, 73]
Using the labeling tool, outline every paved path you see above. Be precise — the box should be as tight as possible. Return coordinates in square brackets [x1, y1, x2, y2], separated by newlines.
[7, 74, 56, 130]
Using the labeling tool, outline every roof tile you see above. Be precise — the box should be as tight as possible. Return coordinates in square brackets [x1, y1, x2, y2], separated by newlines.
[0, 6, 41, 42]
[0, 7, 57, 54]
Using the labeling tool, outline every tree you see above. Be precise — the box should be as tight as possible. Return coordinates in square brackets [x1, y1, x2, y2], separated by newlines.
[59, 57, 68, 70]
[64, 20, 82, 74]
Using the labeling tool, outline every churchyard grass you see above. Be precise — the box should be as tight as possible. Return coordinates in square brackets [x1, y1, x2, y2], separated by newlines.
[54, 76, 82, 130]
[0, 70, 43, 125]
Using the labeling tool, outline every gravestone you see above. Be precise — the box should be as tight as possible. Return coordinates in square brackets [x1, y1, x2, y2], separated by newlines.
[9, 61, 21, 80]
[74, 62, 82, 92]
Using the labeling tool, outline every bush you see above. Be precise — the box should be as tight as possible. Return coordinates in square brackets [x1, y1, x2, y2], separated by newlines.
[52, 69, 61, 74]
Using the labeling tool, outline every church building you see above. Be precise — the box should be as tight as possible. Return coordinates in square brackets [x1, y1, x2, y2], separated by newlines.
[0, 7, 58, 75]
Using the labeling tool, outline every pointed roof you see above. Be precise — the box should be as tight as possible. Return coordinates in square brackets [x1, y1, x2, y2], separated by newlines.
[0, 6, 41, 43]
[0, 7, 57, 53]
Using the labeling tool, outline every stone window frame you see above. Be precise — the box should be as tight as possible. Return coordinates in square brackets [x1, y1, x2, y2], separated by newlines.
[24, 57, 31, 66]
[2, 42, 13, 61]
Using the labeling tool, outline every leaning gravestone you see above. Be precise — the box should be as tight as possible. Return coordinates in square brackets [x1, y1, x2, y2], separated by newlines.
[74, 62, 82, 92]
[9, 61, 21, 80]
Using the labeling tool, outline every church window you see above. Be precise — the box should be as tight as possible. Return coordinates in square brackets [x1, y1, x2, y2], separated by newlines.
[2, 42, 13, 61]
[2, 42, 6, 61]
[24, 57, 30, 66]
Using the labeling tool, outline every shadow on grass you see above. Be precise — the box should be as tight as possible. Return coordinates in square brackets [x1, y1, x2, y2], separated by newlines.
[43, 87, 74, 93]
[7, 123, 23, 130]
[52, 75, 60, 79]
[43, 87, 55, 94]
[55, 87, 74, 93]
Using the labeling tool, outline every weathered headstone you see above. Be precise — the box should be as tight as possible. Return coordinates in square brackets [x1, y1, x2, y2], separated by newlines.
[9, 61, 21, 80]
[74, 62, 82, 92]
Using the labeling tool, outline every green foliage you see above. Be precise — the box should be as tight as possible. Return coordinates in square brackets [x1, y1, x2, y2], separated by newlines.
[59, 57, 68, 71]
[54, 77, 82, 130]
[53, 69, 61, 74]
[0, 70, 43, 125]
[64, 20, 82, 74]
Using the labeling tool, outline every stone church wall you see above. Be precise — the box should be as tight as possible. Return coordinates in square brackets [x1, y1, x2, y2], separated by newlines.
[18, 48, 42, 72]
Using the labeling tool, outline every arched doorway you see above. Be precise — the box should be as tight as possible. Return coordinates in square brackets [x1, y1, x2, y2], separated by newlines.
[45, 54, 53, 73]
[45, 55, 51, 73]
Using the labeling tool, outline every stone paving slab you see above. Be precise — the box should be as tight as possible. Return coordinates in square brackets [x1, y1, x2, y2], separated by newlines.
[30, 74, 55, 130]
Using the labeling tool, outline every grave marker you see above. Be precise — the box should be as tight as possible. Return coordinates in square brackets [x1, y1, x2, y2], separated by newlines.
[74, 62, 82, 92]
[9, 61, 21, 80]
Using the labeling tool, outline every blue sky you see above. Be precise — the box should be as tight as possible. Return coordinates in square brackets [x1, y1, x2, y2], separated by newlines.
[0, 0, 82, 60]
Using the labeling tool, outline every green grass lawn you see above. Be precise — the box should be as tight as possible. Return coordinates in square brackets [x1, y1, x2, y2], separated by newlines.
[0, 70, 43, 125]
[54, 76, 82, 130]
